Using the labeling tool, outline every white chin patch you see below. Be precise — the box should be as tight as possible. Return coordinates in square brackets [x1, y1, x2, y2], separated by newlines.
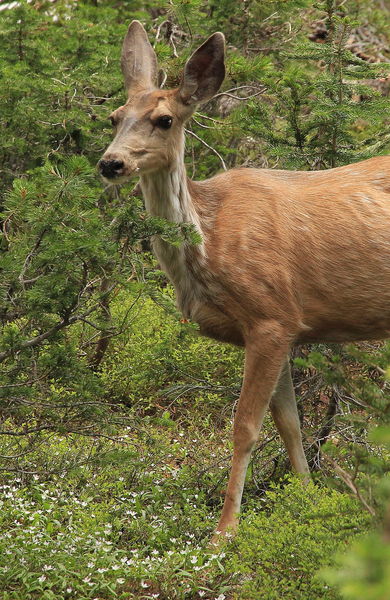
[102, 174, 131, 185]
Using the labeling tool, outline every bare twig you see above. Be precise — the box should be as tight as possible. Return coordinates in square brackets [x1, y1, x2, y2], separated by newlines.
[18, 228, 47, 285]
[323, 454, 376, 516]
[154, 19, 169, 45]
[191, 117, 215, 129]
[0, 425, 54, 436]
[194, 113, 226, 125]
[185, 128, 227, 171]
[214, 85, 267, 101]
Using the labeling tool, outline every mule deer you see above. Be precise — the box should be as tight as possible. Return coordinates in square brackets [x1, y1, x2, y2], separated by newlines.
[99, 21, 390, 537]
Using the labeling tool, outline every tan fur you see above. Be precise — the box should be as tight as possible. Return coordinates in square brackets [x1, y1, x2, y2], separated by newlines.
[191, 160, 390, 344]
[99, 22, 390, 539]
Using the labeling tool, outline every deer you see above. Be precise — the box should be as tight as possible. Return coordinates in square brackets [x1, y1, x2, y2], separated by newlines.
[98, 21, 390, 540]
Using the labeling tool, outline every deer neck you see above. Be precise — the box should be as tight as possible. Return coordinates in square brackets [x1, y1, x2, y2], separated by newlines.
[139, 147, 206, 317]
[140, 161, 202, 231]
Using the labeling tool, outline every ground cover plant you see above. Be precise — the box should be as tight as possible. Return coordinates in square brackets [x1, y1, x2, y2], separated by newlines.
[0, 0, 389, 598]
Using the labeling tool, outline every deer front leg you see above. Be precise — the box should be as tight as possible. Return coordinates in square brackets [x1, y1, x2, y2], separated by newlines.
[214, 321, 290, 538]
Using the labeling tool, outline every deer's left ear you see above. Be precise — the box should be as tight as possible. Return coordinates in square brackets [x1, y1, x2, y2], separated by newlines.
[121, 20, 158, 94]
[178, 32, 225, 105]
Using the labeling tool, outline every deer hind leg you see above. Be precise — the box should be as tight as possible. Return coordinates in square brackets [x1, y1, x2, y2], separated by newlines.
[270, 360, 310, 476]
[214, 321, 291, 538]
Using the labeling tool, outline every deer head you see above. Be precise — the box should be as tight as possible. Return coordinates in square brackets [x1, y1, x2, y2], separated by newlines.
[98, 21, 225, 182]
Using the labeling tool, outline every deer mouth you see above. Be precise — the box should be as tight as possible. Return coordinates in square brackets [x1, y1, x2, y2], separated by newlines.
[98, 159, 140, 183]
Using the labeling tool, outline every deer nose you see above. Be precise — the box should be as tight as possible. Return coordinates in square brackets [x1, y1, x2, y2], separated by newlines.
[98, 159, 124, 178]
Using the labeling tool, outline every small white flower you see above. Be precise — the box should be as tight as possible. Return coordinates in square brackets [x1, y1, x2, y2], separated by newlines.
[83, 576, 91, 583]
[190, 555, 197, 564]
[38, 575, 46, 583]
[198, 592, 205, 598]
[66, 587, 72, 593]
[215, 595, 226, 600]
[87, 562, 94, 568]
[97, 568, 108, 573]
[111, 564, 120, 570]
[116, 578, 125, 584]
[43, 564, 53, 571]
[140, 581, 149, 588]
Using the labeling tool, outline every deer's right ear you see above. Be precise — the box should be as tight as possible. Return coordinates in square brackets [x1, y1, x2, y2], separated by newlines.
[179, 32, 225, 105]
[121, 21, 158, 94]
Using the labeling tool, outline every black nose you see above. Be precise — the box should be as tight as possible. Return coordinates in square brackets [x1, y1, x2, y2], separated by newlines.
[99, 159, 124, 178]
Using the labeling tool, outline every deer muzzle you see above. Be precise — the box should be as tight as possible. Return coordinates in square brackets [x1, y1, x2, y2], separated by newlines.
[98, 159, 124, 179]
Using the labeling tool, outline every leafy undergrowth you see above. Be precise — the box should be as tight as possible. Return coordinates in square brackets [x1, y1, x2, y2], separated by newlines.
[229, 482, 372, 599]
[0, 427, 373, 600]
[0, 294, 384, 599]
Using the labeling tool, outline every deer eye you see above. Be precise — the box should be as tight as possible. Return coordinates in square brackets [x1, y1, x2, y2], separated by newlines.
[156, 115, 172, 129]
[109, 116, 117, 127]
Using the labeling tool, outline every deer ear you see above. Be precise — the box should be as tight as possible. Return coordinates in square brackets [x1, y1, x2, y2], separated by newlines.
[179, 32, 225, 105]
[121, 20, 158, 94]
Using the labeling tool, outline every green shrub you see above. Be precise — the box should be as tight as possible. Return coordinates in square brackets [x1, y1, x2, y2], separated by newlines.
[100, 292, 243, 414]
[227, 478, 373, 599]
[323, 425, 390, 600]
